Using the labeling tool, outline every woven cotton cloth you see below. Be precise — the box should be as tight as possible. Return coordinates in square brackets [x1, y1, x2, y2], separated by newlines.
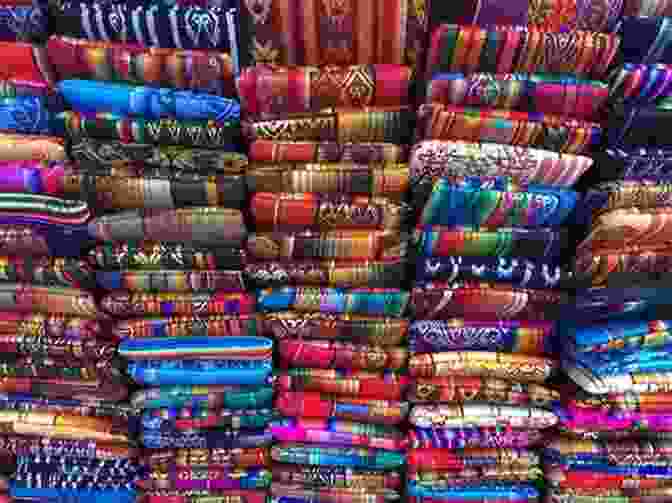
[276, 369, 409, 400]
[407, 482, 540, 502]
[407, 447, 540, 471]
[137, 467, 271, 491]
[100, 292, 255, 317]
[96, 270, 246, 293]
[270, 444, 405, 470]
[0, 134, 65, 161]
[0, 96, 51, 135]
[113, 315, 258, 339]
[131, 386, 274, 410]
[249, 140, 408, 163]
[272, 464, 402, 489]
[565, 319, 672, 354]
[618, 17, 672, 64]
[407, 427, 545, 449]
[609, 64, 672, 105]
[269, 483, 398, 503]
[0, 2, 46, 42]
[590, 148, 672, 182]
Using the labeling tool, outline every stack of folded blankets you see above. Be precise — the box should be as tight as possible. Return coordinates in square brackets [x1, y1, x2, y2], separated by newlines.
[43, 1, 276, 503]
[551, 3, 672, 503]
[405, 6, 624, 503]
[237, 1, 427, 501]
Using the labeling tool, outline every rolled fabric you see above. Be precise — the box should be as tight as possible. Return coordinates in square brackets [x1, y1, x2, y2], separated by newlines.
[47, 36, 236, 96]
[426, 73, 608, 120]
[69, 139, 248, 171]
[0, 2, 46, 42]
[141, 429, 273, 449]
[245, 107, 413, 144]
[275, 391, 408, 425]
[246, 259, 406, 288]
[246, 162, 409, 199]
[249, 140, 407, 163]
[277, 339, 408, 371]
[100, 292, 255, 317]
[248, 230, 407, 261]
[270, 484, 397, 503]
[410, 282, 564, 320]
[0, 284, 99, 318]
[618, 17, 672, 64]
[54, 111, 240, 148]
[138, 467, 271, 491]
[408, 448, 539, 471]
[0, 256, 95, 289]
[89, 242, 246, 270]
[240, 0, 424, 66]
[609, 64, 672, 105]
[426, 25, 619, 79]
[251, 193, 410, 231]
[96, 270, 245, 293]
[410, 403, 558, 429]
[257, 287, 409, 317]
[120, 336, 272, 361]
[408, 319, 555, 355]
[142, 407, 273, 432]
[417, 104, 602, 154]
[0, 96, 51, 135]
[416, 256, 570, 289]
[0, 312, 102, 339]
[238, 65, 412, 118]
[272, 464, 401, 489]
[407, 376, 559, 407]
[113, 315, 259, 339]
[51, 0, 236, 50]
[58, 80, 240, 123]
[0, 42, 54, 85]
[270, 443, 405, 470]
[261, 312, 407, 346]
[130, 385, 274, 410]
[419, 177, 579, 228]
[408, 482, 539, 502]
[409, 351, 557, 383]
[0, 134, 65, 161]
[88, 208, 246, 247]
[415, 226, 566, 260]
[408, 427, 545, 449]
[624, 0, 672, 15]
[128, 360, 273, 387]
[276, 369, 409, 400]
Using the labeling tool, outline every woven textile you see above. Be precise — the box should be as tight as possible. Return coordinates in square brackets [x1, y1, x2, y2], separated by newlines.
[609, 64, 672, 105]
[51, 0, 237, 50]
[129, 360, 273, 387]
[417, 104, 602, 154]
[574, 393, 672, 413]
[623, 0, 672, 15]
[143, 446, 270, 468]
[564, 366, 672, 394]
[47, 36, 236, 96]
[408, 482, 539, 502]
[54, 111, 240, 148]
[0, 193, 90, 224]
[426, 25, 619, 79]
[0, 256, 94, 289]
[246, 162, 409, 199]
[0, 374, 129, 402]
[545, 437, 672, 460]
[566, 319, 672, 353]
[238, 65, 412, 118]
[407, 447, 540, 470]
[410, 282, 564, 320]
[426, 73, 608, 120]
[113, 315, 258, 339]
[608, 103, 672, 147]
[270, 444, 405, 470]
[261, 312, 407, 346]
[120, 336, 273, 361]
[246, 107, 413, 144]
[88, 208, 246, 247]
[270, 483, 397, 503]
[138, 467, 271, 491]
[619, 17, 672, 64]
[0, 96, 51, 135]
[140, 428, 273, 449]
[557, 402, 672, 433]
[0, 312, 101, 339]
[249, 140, 407, 163]
[407, 376, 559, 406]
[275, 391, 408, 425]
[0, 335, 115, 360]
[251, 193, 410, 231]
[97, 270, 245, 292]
[100, 292, 255, 317]
[131, 386, 274, 409]
[141, 407, 274, 433]
[58, 80, 241, 123]
[276, 369, 409, 400]
[272, 465, 401, 489]
[408, 427, 545, 449]
[0, 134, 65, 161]
[143, 491, 267, 503]
[240, 0, 425, 66]
[409, 351, 558, 383]
[0, 42, 53, 85]
[583, 180, 672, 219]
[0, 3, 46, 42]
[0, 284, 99, 317]
[409, 467, 542, 484]
[419, 177, 579, 228]
[277, 340, 408, 371]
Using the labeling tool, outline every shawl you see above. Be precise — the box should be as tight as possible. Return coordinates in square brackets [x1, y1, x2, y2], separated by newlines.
[275, 391, 408, 425]
[0, 284, 99, 318]
[408, 351, 558, 383]
[419, 177, 579, 228]
[261, 312, 408, 346]
[416, 256, 570, 289]
[239, 0, 425, 66]
[51, 0, 237, 50]
[128, 360, 273, 387]
[407, 448, 540, 471]
[269, 418, 406, 450]
[269, 484, 398, 503]
[618, 17, 672, 64]
[249, 140, 408, 163]
[0, 134, 65, 161]
[141, 429, 273, 450]
[407, 376, 559, 407]
[113, 315, 258, 339]
[410, 282, 564, 321]
[251, 193, 410, 231]
[276, 369, 409, 400]
[0, 96, 51, 135]
[238, 65, 412, 118]
[408, 427, 545, 449]
[246, 162, 409, 199]
[415, 226, 566, 260]
[143, 447, 271, 469]
[0, 2, 46, 42]
[246, 258, 406, 288]
[96, 270, 245, 293]
[426, 25, 620, 79]
[426, 73, 609, 120]
[88, 208, 246, 247]
[119, 336, 273, 361]
[271, 465, 402, 489]
[0, 42, 53, 85]
[130, 385, 274, 410]
[245, 107, 414, 144]
[47, 36, 236, 96]
[58, 80, 241, 123]
[624, 0, 672, 15]
[100, 292, 255, 317]
[141, 407, 274, 433]
[89, 241, 246, 270]
[0, 312, 102, 339]
[609, 64, 672, 105]
[270, 443, 405, 470]
[277, 339, 408, 371]
[257, 287, 409, 317]
[565, 319, 672, 353]
[54, 111, 240, 149]
[407, 482, 539, 502]
[0, 256, 95, 289]
[69, 139, 248, 172]
[417, 104, 602, 154]
[408, 319, 555, 355]
[137, 467, 271, 491]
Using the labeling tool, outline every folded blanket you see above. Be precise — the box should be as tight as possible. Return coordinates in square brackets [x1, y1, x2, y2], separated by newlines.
[276, 369, 409, 400]
[566, 319, 672, 353]
[113, 315, 258, 339]
[408, 481, 540, 502]
[131, 385, 273, 410]
[0, 134, 65, 161]
[609, 64, 672, 105]
[128, 359, 273, 386]
[10, 487, 136, 503]
[0, 255, 95, 289]
[0, 284, 99, 317]
[0, 42, 53, 85]
[408, 448, 540, 471]
[410, 404, 558, 429]
[575, 251, 672, 288]
[0, 312, 101, 338]
[96, 270, 246, 293]
[100, 292, 255, 317]
[270, 443, 405, 470]
[624, 0, 672, 15]
[141, 407, 273, 433]
[142, 491, 267, 503]
[249, 140, 408, 163]
[608, 103, 672, 147]
[270, 484, 398, 503]
[618, 17, 672, 64]
[272, 464, 401, 489]
[137, 466, 271, 491]
[143, 447, 271, 469]
[408, 427, 545, 449]
[141, 429, 273, 449]
[277, 340, 408, 371]
[566, 366, 672, 394]
[0, 2, 46, 42]
[0, 96, 51, 135]
[120, 336, 273, 361]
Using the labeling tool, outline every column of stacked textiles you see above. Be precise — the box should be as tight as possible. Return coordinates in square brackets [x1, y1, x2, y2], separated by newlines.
[405, 12, 622, 503]
[237, 2, 427, 500]
[45, 1, 275, 503]
[549, 3, 672, 503]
